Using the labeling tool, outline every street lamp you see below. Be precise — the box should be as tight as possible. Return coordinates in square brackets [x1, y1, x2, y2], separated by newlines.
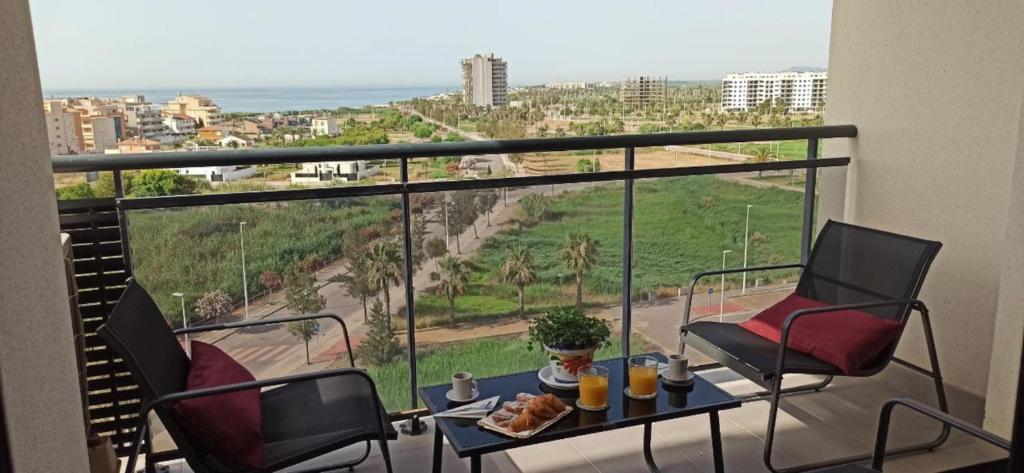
[742, 204, 753, 294]
[172, 292, 190, 356]
[720, 250, 733, 321]
[239, 221, 250, 319]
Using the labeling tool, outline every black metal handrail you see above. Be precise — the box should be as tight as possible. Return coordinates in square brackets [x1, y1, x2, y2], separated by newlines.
[53, 125, 856, 419]
[51, 125, 856, 172]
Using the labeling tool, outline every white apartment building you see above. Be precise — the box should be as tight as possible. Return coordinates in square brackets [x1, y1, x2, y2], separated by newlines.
[290, 161, 379, 184]
[42, 100, 83, 155]
[163, 94, 222, 126]
[546, 81, 594, 90]
[721, 71, 827, 112]
[461, 53, 508, 107]
[122, 104, 167, 142]
[311, 117, 338, 136]
[163, 114, 197, 136]
[177, 166, 257, 182]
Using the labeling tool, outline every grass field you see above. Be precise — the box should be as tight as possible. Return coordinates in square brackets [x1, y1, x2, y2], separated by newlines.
[698, 139, 821, 161]
[128, 197, 397, 324]
[365, 335, 644, 412]
[414, 176, 804, 322]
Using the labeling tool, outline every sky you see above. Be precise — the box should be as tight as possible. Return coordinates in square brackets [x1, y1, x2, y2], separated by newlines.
[30, 0, 833, 90]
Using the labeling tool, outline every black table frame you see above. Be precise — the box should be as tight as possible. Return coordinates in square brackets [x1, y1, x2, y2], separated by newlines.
[420, 354, 741, 473]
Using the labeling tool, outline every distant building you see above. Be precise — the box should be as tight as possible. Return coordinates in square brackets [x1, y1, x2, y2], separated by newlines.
[290, 161, 379, 184]
[721, 71, 827, 113]
[177, 166, 257, 182]
[461, 53, 508, 107]
[197, 125, 227, 141]
[163, 94, 222, 126]
[116, 137, 161, 153]
[163, 114, 197, 136]
[218, 135, 253, 148]
[545, 81, 594, 90]
[80, 115, 120, 153]
[42, 102, 83, 155]
[620, 76, 667, 112]
[311, 117, 338, 136]
[120, 97, 167, 142]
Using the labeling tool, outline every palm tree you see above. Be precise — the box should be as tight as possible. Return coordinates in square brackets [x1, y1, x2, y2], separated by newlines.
[748, 144, 773, 177]
[500, 244, 537, 314]
[436, 256, 469, 322]
[559, 231, 601, 310]
[366, 241, 403, 316]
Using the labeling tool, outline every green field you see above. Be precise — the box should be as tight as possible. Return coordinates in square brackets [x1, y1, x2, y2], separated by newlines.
[128, 198, 397, 324]
[414, 176, 804, 322]
[699, 139, 821, 161]
[365, 335, 642, 412]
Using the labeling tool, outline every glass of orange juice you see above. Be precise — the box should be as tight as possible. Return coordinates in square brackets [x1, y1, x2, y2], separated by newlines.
[628, 356, 659, 397]
[578, 366, 609, 410]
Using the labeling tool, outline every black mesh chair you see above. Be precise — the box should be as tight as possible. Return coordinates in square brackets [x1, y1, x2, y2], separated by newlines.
[679, 220, 948, 473]
[98, 280, 396, 473]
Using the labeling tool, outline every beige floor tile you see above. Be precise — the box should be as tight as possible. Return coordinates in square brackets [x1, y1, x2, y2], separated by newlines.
[503, 439, 600, 473]
[566, 425, 702, 472]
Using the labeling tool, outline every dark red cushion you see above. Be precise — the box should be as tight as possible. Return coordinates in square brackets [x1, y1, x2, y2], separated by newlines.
[172, 341, 264, 468]
[739, 293, 903, 374]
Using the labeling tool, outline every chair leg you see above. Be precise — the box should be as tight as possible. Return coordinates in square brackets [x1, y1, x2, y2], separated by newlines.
[761, 307, 951, 473]
[379, 434, 394, 473]
[738, 375, 832, 402]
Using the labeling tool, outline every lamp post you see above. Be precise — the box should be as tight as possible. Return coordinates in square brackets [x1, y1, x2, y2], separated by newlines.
[742, 204, 753, 294]
[173, 292, 189, 356]
[720, 250, 733, 321]
[239, 221, 250, 319]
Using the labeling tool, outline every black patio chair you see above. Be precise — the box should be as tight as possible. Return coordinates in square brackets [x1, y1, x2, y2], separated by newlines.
[679, 220, 949, 473]
[98, 280, 396, 473]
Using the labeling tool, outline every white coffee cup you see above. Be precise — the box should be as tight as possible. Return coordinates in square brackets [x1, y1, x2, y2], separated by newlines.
[667, 354, 689, 380]
[452, 372, 477, 400]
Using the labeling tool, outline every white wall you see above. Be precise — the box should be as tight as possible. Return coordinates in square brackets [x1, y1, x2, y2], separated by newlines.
[0, 0, 90, 470]
[822, 0, 1024, 416]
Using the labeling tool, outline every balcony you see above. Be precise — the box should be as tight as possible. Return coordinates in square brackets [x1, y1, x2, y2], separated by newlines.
[42, 125, 1009, 472]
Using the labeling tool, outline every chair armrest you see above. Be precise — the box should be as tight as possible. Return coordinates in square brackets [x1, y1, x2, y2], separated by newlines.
[680, 263, 803, 327]
[773, 299, 922, 380]
[126, 368, 387, 473]
[870, 398, 1010, 470]
[174, 312, 355, 368]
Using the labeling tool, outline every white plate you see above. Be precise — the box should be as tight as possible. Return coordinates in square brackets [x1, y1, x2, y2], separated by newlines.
[537, 366, 579, 390]
[662, 370, 695, 386]
[445, 388, 479, 403]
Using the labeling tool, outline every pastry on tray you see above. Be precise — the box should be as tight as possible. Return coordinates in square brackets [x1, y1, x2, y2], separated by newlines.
[481, 392, 572, 438]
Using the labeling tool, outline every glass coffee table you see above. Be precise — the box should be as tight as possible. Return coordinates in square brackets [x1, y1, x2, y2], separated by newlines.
[419, 353, 741, 473]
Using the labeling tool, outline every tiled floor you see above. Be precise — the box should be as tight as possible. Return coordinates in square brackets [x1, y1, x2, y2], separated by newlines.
[157, 368, 1007, 473]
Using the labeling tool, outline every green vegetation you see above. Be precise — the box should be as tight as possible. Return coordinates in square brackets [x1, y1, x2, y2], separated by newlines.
[284, 267, 325, 364]
[414, 176, 803, 321]
[366, 335, 635, 412]
[526, 307, 612, 351]
[128, 198, 397, 324]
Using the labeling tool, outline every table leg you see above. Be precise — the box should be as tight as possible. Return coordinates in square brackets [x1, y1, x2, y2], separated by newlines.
[709, 411, 725, 473]
[642, 422, 662, 473]
[471, 454, 482, 473]
[432, 425, 443, 473]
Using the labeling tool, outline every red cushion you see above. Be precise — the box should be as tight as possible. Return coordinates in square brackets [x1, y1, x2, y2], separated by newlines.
[739, 293, 903, 374]
[172, 341, 264, 468]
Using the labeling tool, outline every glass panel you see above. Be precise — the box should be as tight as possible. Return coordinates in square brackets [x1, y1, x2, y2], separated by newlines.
[409, 179, 627, 410]
[630, 171, 805, 361]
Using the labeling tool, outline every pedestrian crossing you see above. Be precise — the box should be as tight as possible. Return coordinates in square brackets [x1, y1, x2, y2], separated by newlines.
[225, 345, 294, 364]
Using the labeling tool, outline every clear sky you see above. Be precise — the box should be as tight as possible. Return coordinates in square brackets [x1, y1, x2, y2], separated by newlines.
[30, 0, 832, 89]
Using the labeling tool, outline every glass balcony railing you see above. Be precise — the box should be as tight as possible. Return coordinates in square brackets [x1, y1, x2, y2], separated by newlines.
[52, 125, 853, 455]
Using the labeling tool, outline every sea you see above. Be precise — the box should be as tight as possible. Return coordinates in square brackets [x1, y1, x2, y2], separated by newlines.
[41, 86, 457, 113]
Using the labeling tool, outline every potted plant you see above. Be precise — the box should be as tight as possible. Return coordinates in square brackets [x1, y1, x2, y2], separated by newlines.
[528, 307, 612, 382]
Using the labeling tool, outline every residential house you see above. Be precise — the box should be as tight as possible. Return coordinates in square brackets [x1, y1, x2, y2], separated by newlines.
[290, 161, 379, 183]
[162, 94, 222, 127]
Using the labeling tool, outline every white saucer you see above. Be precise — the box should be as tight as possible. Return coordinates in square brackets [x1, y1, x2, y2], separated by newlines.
[538, 366, 579, 390]
[624, 387, 657, 400]
[661, 370, 695, 386]
[445, 388, 479, 403]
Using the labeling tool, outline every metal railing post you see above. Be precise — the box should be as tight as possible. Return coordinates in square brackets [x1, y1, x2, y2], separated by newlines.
[800, 139, 819, 263]
[113, 170, 134, 275]
[399, 158, 418, 410]
[621, 148, 635, 357]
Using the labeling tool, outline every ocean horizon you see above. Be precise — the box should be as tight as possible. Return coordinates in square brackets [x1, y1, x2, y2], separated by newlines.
[41, 85, 458, 113]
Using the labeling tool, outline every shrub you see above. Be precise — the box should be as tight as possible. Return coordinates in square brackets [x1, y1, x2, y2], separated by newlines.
[699, 196, 715, 209]
[357, 300, 401, 366]
[193, 290, 233, 321]
[259, 271, 283, 292]
[527, 307, 611, 350]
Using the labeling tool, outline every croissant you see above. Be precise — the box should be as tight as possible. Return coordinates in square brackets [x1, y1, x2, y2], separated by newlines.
[537, 394, 567, 412]
[508, 411, 540, 432]
[525, 398, 558, 420]
[502, 401, 525, 415]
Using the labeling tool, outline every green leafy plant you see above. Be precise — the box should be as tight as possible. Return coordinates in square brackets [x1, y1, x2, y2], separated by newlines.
[527, 307, 611, 351]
